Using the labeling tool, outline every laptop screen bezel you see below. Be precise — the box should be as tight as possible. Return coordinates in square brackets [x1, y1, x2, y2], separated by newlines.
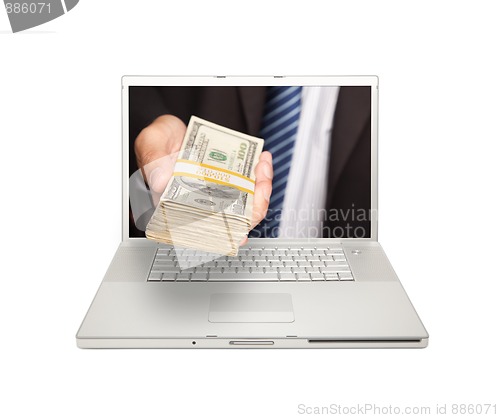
[121, 75, 379, 242]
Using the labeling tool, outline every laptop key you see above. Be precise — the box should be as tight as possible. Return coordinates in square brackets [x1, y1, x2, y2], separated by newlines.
[324, 273, 339, 281]
[279, 273, 296, 281]
[156, 249, 171, 255]
[321, 266, 351, 273]
[323, 260, 349, 266]
[152, 262, 176, 269]
[339, 273, 354, 281]
[238, 255, 254, 260]
[154, 254, 174, 260]
[176, 273, 191, 281]
[148, 272, 162, 281]
[191, 273, 209, 281]
[154, 263, 177, 270]
[265, 266, 279, 273]
[296, 273, 311, 281]
[325, 250, 344, 255]
[310, 272, 325, 281]
[319, 254, 334, 260]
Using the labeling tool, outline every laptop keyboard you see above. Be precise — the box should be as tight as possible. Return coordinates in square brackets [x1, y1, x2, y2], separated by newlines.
[147, 246, 354, 282]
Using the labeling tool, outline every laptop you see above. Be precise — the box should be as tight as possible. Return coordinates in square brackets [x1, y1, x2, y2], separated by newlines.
[76, 75, 428, 348]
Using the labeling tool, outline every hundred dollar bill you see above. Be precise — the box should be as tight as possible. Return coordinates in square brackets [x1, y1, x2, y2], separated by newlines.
[145, 116, 264, 256]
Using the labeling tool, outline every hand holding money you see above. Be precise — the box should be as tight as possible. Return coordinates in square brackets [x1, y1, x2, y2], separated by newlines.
[135, 115, 273, 255]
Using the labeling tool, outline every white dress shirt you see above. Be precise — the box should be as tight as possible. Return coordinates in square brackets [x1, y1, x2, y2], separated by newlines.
[278, 86, 339, 238]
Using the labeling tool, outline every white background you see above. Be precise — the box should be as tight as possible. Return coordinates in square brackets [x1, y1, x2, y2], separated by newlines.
[1, 1, 499, 417]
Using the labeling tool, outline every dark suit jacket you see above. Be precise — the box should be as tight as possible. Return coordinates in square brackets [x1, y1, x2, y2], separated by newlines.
[129, 86, 371, 238]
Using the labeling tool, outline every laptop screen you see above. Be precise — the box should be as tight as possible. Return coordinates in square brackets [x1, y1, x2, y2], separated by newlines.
[128, 85, 372, 240]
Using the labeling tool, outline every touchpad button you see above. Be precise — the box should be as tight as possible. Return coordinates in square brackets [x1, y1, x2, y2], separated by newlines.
[208, 293, 294, 323]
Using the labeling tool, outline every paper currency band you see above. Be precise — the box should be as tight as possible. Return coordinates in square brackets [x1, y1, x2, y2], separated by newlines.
[173, 159, 255, 195]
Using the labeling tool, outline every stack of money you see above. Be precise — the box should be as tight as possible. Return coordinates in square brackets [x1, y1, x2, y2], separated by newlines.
[146, 116, 264, 256]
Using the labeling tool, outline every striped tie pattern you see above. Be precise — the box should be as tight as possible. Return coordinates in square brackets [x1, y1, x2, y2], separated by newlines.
[250, 86, 302, 238]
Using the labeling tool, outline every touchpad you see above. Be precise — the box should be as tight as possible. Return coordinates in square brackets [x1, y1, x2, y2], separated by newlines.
[209, 293, 294, 323]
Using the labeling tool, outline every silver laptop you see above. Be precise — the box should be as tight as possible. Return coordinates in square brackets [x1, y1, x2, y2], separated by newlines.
[76, 75, 428, 348]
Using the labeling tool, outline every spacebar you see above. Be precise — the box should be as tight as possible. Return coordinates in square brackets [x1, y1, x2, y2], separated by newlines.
[208, 273, 279, 281]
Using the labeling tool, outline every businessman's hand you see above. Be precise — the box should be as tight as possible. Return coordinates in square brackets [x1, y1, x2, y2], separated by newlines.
[134, 114, 273, 245]
[241, 151, 273, 246]
[134, 114, 187, 204]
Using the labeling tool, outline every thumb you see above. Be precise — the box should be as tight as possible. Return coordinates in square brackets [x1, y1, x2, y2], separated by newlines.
[145, 156, 178, 195]
[134, 115, 186, 194]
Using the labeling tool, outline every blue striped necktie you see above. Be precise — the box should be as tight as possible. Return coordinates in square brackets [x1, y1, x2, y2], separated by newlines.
[250, 86, 302, 238]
